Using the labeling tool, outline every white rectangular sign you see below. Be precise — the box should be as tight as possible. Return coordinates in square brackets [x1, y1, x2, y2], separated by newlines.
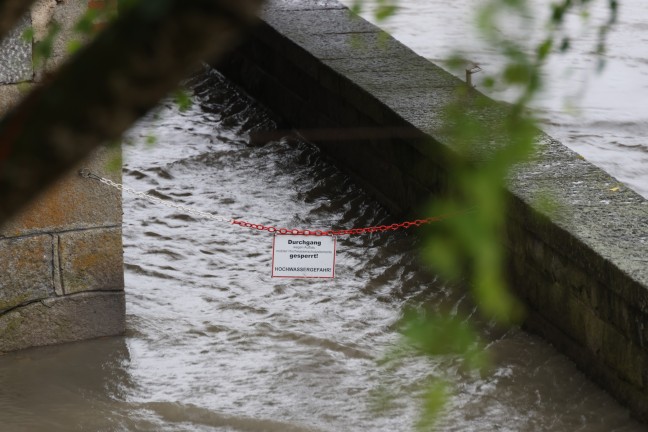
[272, 235, 336, 278]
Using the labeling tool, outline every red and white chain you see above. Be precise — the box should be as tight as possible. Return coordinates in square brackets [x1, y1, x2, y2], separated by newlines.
[230, 217, 443, 236]
[80, 169, 445, 236]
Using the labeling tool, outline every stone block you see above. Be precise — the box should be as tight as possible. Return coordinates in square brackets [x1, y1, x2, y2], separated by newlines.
[0, 15, 33, 84]
[0, 291, 125, 353]
[600, 323, 645, 389]
[0, 145, 122, 237]
[0, 235, 53, 312]
[59, 227, 124, 294]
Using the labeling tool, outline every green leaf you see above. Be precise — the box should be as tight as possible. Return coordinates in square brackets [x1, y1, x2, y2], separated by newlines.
[106, 150, 123, 174]
[66, 39, 83, 54]
[400, 311, 479, 357]
[503, 62, 531, 85]
[537, 38, 553, 61]
[174, 88, 192, 112]
[74, 10, 100, 35]
[416, 381, 448, 431]
[21, 27, 34, 42]
[375, 5, 398, 21]
[482, 75, 496, 89]
[349, 0, 362, 15]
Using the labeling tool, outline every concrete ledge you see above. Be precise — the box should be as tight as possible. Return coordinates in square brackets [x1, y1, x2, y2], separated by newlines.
[217, 0, 648, 421]
[0, 291, 125, 354]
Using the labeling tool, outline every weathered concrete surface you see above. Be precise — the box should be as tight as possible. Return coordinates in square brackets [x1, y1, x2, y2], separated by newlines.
[32, 0, 58, 42]
[0, 84, 23, 115]
[0, 146, 122, 238]
[0, 14, 33, 84]
[217, 0, 648, 421]
[0, 235, 54, 312]
[59, 227, 124, 294]
[37, 0, 91, 75]
[0, 292, 125, 354]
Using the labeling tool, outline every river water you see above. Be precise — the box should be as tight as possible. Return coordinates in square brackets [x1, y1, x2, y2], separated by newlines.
[0, 68, 644, 431]
[341, 0, 648, 198]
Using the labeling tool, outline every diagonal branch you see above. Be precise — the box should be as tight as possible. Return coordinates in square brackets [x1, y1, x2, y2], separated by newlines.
[0, 0, 263, 225]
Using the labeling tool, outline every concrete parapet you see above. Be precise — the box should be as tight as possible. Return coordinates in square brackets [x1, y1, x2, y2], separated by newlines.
[0, 0, 124, 353]
[217, 0, 648, 421]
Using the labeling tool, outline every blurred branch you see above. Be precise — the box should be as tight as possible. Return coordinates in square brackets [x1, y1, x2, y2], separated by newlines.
[0, 0, 263, 225]
[0, 0, 36, 41]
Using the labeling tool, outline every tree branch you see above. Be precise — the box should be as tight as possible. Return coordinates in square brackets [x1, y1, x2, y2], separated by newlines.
[0, 0, 263, 225]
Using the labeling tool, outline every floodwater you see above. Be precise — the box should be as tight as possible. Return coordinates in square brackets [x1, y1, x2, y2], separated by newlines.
[0, 68, 644, 431]
[341, 0, 648, 198]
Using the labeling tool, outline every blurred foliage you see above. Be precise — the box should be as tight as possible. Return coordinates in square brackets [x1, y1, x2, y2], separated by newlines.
[173, 88, 193, 112]
[23, 21, 61, 68]
[21, 0, 118, 65]
[351, 0, 618, 429]
[416, 380, 448, 431]
[400, 309, 487, 370]
[6, 0, 617, 429]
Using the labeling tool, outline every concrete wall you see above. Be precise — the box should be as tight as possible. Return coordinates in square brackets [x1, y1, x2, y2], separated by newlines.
[0, 0, 124, 353]
[216, 0, 648, 421]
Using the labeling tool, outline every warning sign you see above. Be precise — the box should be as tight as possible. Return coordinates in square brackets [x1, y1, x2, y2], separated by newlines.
[272, 235, 336, 278]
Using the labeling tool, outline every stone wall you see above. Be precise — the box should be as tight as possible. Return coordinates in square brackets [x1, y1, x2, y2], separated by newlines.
[0, 0, 124, 353]
[216, 0, 648, 421]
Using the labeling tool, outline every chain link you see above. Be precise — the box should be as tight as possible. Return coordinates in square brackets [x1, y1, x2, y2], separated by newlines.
[230, 217, 443, 236]
[79, 169, 233, 224]
[80, 169, 448, 236]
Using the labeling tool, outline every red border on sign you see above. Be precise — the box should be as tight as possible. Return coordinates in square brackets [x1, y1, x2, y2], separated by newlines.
[271, 235, 336, 279]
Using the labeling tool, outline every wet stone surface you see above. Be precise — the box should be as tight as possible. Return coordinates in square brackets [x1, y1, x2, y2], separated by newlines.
[0, 15, 33, 84]
[0, 235, 53, 312]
